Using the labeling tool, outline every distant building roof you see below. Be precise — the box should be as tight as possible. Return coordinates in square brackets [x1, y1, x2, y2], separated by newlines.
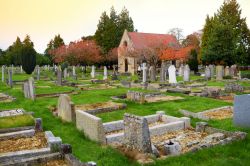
[127, 32, 180, 50]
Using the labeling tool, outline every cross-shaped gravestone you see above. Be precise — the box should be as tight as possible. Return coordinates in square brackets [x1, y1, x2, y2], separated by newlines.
[103, 66, 108, 80]
[142, 63, 147, 83]
[91, 65, 95, 78]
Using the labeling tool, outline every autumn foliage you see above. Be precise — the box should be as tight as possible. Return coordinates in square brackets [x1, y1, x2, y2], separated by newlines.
[49, 40, 102, 65]
[160, 46, 195, 61]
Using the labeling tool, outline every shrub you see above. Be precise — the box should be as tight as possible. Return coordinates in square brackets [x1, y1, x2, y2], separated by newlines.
[21, 45, 36, 74]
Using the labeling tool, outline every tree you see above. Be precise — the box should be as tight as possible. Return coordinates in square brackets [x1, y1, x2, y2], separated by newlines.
[168, 28, 184, 44]
[187, 49, 199, 73]
[201, 0, 250, 65]
[21, 35, 36, 74]
[36, 53, 51, 66]
[94, 6, 134, 54]
[4, 37, 23, 65]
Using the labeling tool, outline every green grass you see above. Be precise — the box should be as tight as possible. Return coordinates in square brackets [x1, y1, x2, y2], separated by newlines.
[0, 114, 34, 129]
[0, 72, 250, 165]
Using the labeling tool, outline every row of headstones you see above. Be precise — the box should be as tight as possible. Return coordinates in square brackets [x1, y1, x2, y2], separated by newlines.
[204, 65, 237, 80]
[141, 63, 190, 84]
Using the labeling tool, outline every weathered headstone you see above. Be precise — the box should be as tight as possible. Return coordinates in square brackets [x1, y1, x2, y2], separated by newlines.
[205, 66, 211, 80]
[57, 94, 75, 122]
[23, 77, 36, 100]
[216, 65, 224, 80]
[160, 61, 166, 82]
[1, 65, 5, 82]
[209, 64, 214, 78]
[149, 66, 156, 82]
[8, 68, 13, 88]
[64, 68, 68, 79]
[168, 65, 177, 84]
[57, 67, 62, 86]
[224, 66, 230, 76]
[91, 65, 95, 79]
[36, 66, 40, 80]
[123, 114, 152, 153]
[103, 66, 108, 80]
[178, 64, 184, 76]
[233, 94, 250, 128]
[183, 64, 190, 82]
[142, 63, 147, 83]
[230, 65, 237, 77]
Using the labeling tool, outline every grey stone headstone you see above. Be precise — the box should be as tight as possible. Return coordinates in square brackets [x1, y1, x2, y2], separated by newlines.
[205, 66, 211, 80]
[168, 65, 177, 84]
[57, 67, 62, 86]
[72, 66, 76, 76]
[209, 65, 214, 78]
[57, 94, 75, 122]
[183, 64, 190, 82]
[216, 65, 224, 80]
[8, 68, 13, 88]
[103, 66, 108, 80]
[224, 66, 230, 76]
[23, 77, 36, 100]
[91, 65, 95, 78]
[178, 64, 184, 76]
[36, 66, 40, 81]
[123, 113, 152, 153]
[160, 61, 166, 82]
[142, 63, 147, 83]
[64, 68, 67, 79]
[233, 94, 250, 128]
[149, 66, 156, 82]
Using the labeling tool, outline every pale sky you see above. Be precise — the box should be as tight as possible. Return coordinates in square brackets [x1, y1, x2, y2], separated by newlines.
[0, 0, 250, 53]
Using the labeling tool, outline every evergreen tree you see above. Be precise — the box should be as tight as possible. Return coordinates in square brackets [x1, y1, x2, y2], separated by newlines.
[5, 37, 23, 65]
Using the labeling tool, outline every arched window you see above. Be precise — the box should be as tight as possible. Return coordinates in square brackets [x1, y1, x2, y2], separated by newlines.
[123, 41, 128, 47]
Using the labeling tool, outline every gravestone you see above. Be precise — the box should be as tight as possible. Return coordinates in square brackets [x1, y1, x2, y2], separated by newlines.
[224, 66, 230, 76]
[160, 61, 166, 82]
[216, 65, 224, 80]
[11, 64, 14, 74]
[103, 66, 108, 80]
[57, 94, 75, 122]
[64, 68, 68, 79]
[123, 113, 152, 153]
[57, 67, 62, 86]
[168, 65, 177, 84]
[205, 66, 211, 80]
[230, 65, 237, 76]
[36, 66, 40, 80]
[2, 65, 5, 82]
[178, 64, 184, 76]
[233, 94, 250, 128]
[209, 65, 214, 78]
[20, 65, 23, 73]
[72, 66, 76, 76]
[183, 64, 190, 82]
[91, 65, 95, 78]
[142, 63, 147, 83]
[8, 68, 13, 88]
[23, 77, 36, 100]
[149, 66, 156, 82]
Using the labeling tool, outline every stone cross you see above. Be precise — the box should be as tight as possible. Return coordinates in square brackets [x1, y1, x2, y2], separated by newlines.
[168, 65, 177, 84]
[91, 65, 95, 78]
[205, 66, 211, 80]
[183, 64, 190, 82]
[64, 68, 67, 79]
[57, 67, 62, 86]
[142, 63, 147, 83]
[8, 68, 13, 88]
[216, 65, 224, 80]
[103, 66, 108, 80]
[2, 65, 5, 83]
[123, 114, 152, 153]
[178, 64, 184, 76]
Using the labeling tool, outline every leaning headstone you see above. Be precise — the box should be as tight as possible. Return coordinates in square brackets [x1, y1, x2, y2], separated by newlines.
[103, 66, 108, 80]
[123, 114, 152, 153]
[209, 65, 215, 78]
[142, 63, 147, 83]
[91, 65, 95, 79]
[57, 94, 75, 122]
[2, 65, 5, 82]
[178, 64, 184, 76]
[23, 77, 36, 100]
[216, 65, 224, 80]
[8, 68, 13, 88]
[149, 66, 156, 82]
[233, 94, 250, 128]
[205, 66, 211, 80]
[64, 68, 68, 79]
[57, 67, 62, 86]
[168, 65, 177, 84]
[183, 64, 190, 82]
[224, 66, 230, 76]
[160, 61, 166, 82]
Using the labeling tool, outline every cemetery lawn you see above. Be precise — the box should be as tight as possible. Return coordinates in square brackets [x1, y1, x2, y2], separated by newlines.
[1, 73, 250, 166]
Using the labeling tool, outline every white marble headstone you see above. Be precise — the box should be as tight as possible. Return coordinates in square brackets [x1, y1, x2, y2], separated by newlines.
[168, 65, 177, 84]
